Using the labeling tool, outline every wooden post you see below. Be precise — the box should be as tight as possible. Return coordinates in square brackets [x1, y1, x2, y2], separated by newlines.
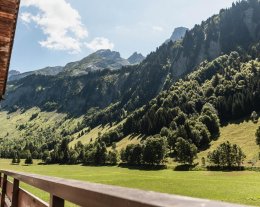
[1, 174, 7, 207]
[50, 195, 64, 207]
[11, 178, 19, 207]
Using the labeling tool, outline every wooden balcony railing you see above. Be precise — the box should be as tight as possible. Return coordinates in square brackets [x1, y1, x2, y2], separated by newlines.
[0, 170, 250, 207]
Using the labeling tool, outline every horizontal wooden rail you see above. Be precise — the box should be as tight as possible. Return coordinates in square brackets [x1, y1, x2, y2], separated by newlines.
[0, 170, 251, 207]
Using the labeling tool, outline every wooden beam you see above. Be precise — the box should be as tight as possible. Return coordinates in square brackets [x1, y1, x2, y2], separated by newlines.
[11, 179, 19, 207]
[50, 195, 64, 207]
[18, 188, 48, 207]
[6, 180, 13, 201]
[0, 2, 17, 10]
[0, 0, 20, 97]
[0, 11, 15, 19]
[1, 174, 7, 207]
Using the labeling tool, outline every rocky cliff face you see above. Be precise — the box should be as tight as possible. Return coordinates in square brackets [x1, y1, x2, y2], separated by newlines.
[170, 27, 189, 42]
[127, 52, 145, 65]
[170, 2, 260, 77]
[165, 27, 188, 44]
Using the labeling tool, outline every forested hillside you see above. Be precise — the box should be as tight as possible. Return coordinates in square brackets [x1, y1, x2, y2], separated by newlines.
[4, 0, 260, 123]
[1, 0, 260, 167]
[120, 52, 260, 146]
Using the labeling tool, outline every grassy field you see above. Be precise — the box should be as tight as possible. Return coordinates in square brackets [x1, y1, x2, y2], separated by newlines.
[198, 119, 260, 166]
[1, 110, 260, 206]
[2, 109, 259, 162]
[0, 108, 71, 140]
[0, 159, 260, 207]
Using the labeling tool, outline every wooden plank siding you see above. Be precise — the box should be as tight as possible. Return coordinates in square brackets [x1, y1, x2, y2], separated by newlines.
[0, 170, 251, 207]
[0, 0, 20, 100]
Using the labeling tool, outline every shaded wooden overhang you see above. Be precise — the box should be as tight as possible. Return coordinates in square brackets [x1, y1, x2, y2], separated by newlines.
[0, 0, 20, 101]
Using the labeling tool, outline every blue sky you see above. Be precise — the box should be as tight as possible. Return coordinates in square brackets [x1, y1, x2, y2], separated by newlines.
[11, 0, 235, 72]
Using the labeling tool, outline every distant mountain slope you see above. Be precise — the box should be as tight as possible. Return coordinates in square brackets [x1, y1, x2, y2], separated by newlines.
[8, 70, 20, 79]
[170, 27, 189, 42]
[1, 0, 260, 167]
[127, 52, 145, 65]
[123, 52, 260, 133]
[62, 50, 130, 76]
[3, 0, 260, 128]
[8, 66, 63, 81]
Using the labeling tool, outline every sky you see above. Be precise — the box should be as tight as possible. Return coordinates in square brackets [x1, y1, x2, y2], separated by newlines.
[10, 0, 236, 72]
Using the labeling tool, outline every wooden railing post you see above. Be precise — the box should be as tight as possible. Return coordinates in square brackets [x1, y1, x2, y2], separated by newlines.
[1, 174, 7, 207]
[50, 195, 64, 207]
[11, 178, 19, 207]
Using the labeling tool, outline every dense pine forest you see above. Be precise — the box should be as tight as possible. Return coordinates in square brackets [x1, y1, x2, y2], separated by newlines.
[1, 0, 260, 168]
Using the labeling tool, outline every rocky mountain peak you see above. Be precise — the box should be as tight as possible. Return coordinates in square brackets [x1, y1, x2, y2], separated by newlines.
[127, 52, 145, 65]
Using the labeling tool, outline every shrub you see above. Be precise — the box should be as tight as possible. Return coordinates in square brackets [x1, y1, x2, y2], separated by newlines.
[256, 126, 260, 146]
[175, 137, 197, 164]
[25, 152, 33, 165]
[121, 144, 143, 165]
[142, 136, 167, 165]
[207, 141, 246, 167]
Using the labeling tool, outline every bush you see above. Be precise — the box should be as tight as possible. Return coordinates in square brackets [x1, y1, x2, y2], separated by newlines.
[120, 144, 143, 165]
[142, 136, 167, 165]
[25, 153, 33, 165]
[29, 113, 39, 121]
[207, 141, 246, 167]
[107, 151, 118, 165]
[251, 111, 258, 123]
[256, 126, 260, 146]
[100, 128, 124, 146]
[175, 137, 197, 164]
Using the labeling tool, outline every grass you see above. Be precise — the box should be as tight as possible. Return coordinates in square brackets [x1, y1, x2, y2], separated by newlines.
[107, 134, 143, 151]
[3, 109, 259, 163]
[1, 110, 260, 206]
[69, 125, 110, 147]
[1, 159, 260, 207]
[0, 108, 66, 139]
[197, 118, 260, 166]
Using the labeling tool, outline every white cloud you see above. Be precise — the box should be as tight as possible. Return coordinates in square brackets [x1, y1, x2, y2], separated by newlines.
[20, 12, 32, 23]
[86, 37, 114, 51]
[21, 0, 88, 53]
[152, 26, 164, 32]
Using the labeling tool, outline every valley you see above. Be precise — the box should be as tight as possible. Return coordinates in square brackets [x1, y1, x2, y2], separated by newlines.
[1, 108, 259, 166]
[1, 1, 260, 206]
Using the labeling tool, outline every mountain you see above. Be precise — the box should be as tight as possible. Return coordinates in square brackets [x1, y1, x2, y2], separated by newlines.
[8, 70, 20, 79]
[3, 0, 260, 132]
[165, 27, 189, 43]
[1, 0, 260, 167]
[121, 52, 260, 142]
[62, 49, 130, 76]
[4, 0, 260, 119]
[8, 66, 63, 81]
[127, 52, 145, 65]
[9, 49, 131, 81]
[170, 27, 189, 42]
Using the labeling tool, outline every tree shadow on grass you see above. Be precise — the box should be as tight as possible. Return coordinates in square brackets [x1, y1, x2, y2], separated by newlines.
[118, 163, 167, 171]
[128, 134, 147, 141]
[221, 115, 257, 127]
[174, 164, 196, 171]
[206, 166, 245, 171]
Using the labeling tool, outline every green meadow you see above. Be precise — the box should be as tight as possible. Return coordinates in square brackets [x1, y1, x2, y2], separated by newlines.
[0, 159, 260, 207]
[1, 109, 260, 206]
